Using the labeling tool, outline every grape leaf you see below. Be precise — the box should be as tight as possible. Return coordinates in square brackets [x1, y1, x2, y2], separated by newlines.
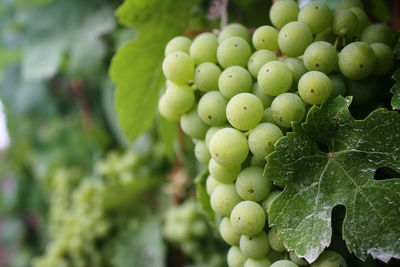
[391, 69, 400, 110]
[265, 96, 400, 263]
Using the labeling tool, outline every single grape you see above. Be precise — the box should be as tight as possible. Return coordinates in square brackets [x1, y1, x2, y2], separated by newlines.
[335, 0, 363, 11]
[298, 1, 332, 34]
[158, 94, 181, 122]
[298, 71, 332, 105]
[268, 227, 286, 252]
[248, 123, 283, 159]
[219, 23, 251, 44]
[226, 93, 264, 131]
[209, 128, 249, 167]
[250, 155, 266, 168]
[210, 184, 242, 217]
[261, 190, 281, 215]
[217, 36, 251, 68]
[371, 43, 394, 76]
[230, 201, 266, 236]
[328, 73, 347, 97]
[190, 32, 218, 65]
[209, 158, 241, 184]
[262, 107, 275, 124]
[252, 25, 279, 51]
[251, 83, 275, 108]
[194, 141, 211, 164]
[248, 50, 278, 78]
[258, 61, 292, 96]
[270, 0, 299, 29]
[227, 246, 248, 267]
[162, 51, 194, 84]
[235, 166, 272, 202]
[338, 42, 376, 80]
[180, 106, 209, 139]
[165, 36, 192, 55]
[164, 83, 195, 114]
[220, 217, 241, 246]
[206, 175, 221, 195]
[271, 93, 305, 128]
[360, 23, 395, 47]
[310, 250, 347, 267]
[289, 252, 309, 266]
[278, 22, 313, 57]
[205, 126, 226, 150]
[270, 260, 298, 267]
[283, 58, 308, 89]
[332, 10, 358, 38]
[219, 66, 253, 99]
[198, 91, 228, 126]
[194, 62, 221, 92]
[349, 7, 370, 37]
[303, 41, 338, 74]
[240, 231, 270, 259]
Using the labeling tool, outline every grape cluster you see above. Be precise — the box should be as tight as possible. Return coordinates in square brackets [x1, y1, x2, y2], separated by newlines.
[159, 0, 394, 266]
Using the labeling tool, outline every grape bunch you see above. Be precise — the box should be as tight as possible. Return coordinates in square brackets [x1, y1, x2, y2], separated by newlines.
[158, 0, 395, 266]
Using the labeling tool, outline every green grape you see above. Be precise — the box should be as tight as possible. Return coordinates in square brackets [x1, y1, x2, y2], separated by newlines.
[328, 73, 347, 97]
[303, 41, 338, 74]
[180, 106, 209, 139]
[165, 36, 192, 55]
[360, 23, 395, 47]
[252, 83, 275, 108]
[244, 258, 272, 267]
[248, 50, 278, 78]
[198, 91, 228, 126]
[270, 260, 298, 267]
[162, 51, 195, 84]
[250, 155, 266, 168]
[283, 58, 307, 89]
[220, 217, 241, 246]
[262, 107, 275, 123]
[258, 61, 293, 96]
[194, 62, 221, 92]
[349, 7, 370, 37]
[248, 123, 283, 159]
[314, 27, 336, 44]
[278, 22, 313, 57]
[227, 246, 248, 267]
[194, 141, 211, 164]
[261, 190, 281, 215]
[230, 201, 266, 236]
[219, 23, 251, 44]
[298, 71, 332, 105]
[209, 128, 249, 167]
[190, 32, 218, 64]
[158, 94, 181, 122]
[211, 184, 242, 217]
[252, 25, 279, 51]
[226, 93, 264, 131]
[270, 0, 299, 29]
[310, 250, 347, 267]
[235, 166, 272, 202]
[206, 175, 221, 195]
[335, 0, 363, 11]
[268, 227, 285, 252]
[271, 93, 305, 128]
[298, 1, 332, 34]
[346, 76, 378, 106]
[164, 83, 195, 114]
[332, 10, 358, 38]
[371, 43, 394, 76]
[209, 158, 241, 184]
[338, 42, 376, 80]
[289, 252, 309, 266]
[240, 231, 270, 259]
[219, 66, 253, 99]
[191, 219, 208, 237]
[205, 126, 226, 150]
[217, 36, 252, 68]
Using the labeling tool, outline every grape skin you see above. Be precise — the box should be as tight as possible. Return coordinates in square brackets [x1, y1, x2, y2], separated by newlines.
[219, 66, 253, 99]
[270, 260, 298, 267]
[258, 61, 293, 96]
[244, 258, 272, 267]
[332, 10, 358, 38]
[370, 43, 394, 76]
[338, 42, 376, 80]
[194, 62, 221, 92]
[235, 166, 272, 202]
[278, 22, 313, 57]
[261, 190, 281, 215]
[269, 0, 299, 29]
[190, 32, 218, 65]
[360, 23, 395, 47]
[268, 227, 286, 253]
[180, 106, 209, 139]
[217, 36, 251, 69]
[248, 50, 278, 78]
[165, 36, 192, 55]
[298, 1, 332, 34]
[162, 51, 194, 84]
[271, 93, 305, 128]
[219, 23, 251, 44]
[289, 252, 309, 266]
[210, 184, 242, 217]
[164, 83, 195, 114]
[198, 91, 228, 126]
[298, 71, 332, 105]
[194, 141, 211, 164]
[252, 25, 279, 51]
[158, 94, 181, 122]
[303, 41, 338, 74]
[240, 231, 270, 259]
[226, 93, 264, 131]
[248, 123, 283, 159]
[310, 250, 347, 267]
[283, 58, 308, 89]
[227, 246, 248, 267]
[206, 175, 221, 196]
[230, 201, 266, 236]
[220, 217, 241, 246]
[209, 158, 241, 184]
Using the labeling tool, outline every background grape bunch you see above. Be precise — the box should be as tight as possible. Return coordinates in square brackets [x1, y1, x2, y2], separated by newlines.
[158, 0, 396, 266]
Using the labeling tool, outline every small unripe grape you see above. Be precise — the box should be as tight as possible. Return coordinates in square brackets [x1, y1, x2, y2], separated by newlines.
[268, 227, 286, 252]
[198, 91, 228, 126]
[258, 61, 292, 96]
[371, 43, 394, 76]
[283, 58, 308, 89]
[298, 71, 332, 105]
[194, 141, 211, 164]
[220, 217, 241, 246]
[206, 175, 221, 195]
[165, 36, 191, 55]
[329, 73, 347, 97]
[164, 83, 195, 114]
[158, 94, 181, 122]
[217, 37, 251, 69]
[278, 22, 313, 57]
[205, 126, 226, 150]
[310, 250, 347, 267]
[219, 23, 251, 44]
[235, 166, 272, 201]
[303, 41, 338, 74]
[270, 0, 299, 29]
[289, 252, 309, 266]
[251, 83, 275, 108]
[338, 42, 376, 80]
[219, 66, 252, 99]
[252, 25, 279, 51]
[244, 258, 272, 267]
[226, 93, 264, 131]
[240, 231, 270, 259]
[162, 51, 194, 84]
[360, 23, 395, 47]
[332, 10, 358, 37]
[227, 246, 248, 267]
[261, 190, 281, 215]
[209, 158, 241, 184]
[248, 123, 283, 159]
[180, 107, 209, 139]
[190, 32, 218, 64]
[230, 201, 266, 236]
[194, 62, 221, 92]
[211, 184, 242, 217]
[248, 50, 277, 78]
[270, 260, 298, 267]
[271, 93, 305, 128]
[298, 1, 332, 34]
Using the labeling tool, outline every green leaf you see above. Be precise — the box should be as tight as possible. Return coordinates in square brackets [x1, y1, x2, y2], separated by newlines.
[109, 0, 196, 142]
[391, 69, 400, 110]
[195, 168, 216, 224]
[265, 96, 400, 263]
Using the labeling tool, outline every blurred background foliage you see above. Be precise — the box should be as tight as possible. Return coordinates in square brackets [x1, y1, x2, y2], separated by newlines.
[0, 0, 398, 266]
